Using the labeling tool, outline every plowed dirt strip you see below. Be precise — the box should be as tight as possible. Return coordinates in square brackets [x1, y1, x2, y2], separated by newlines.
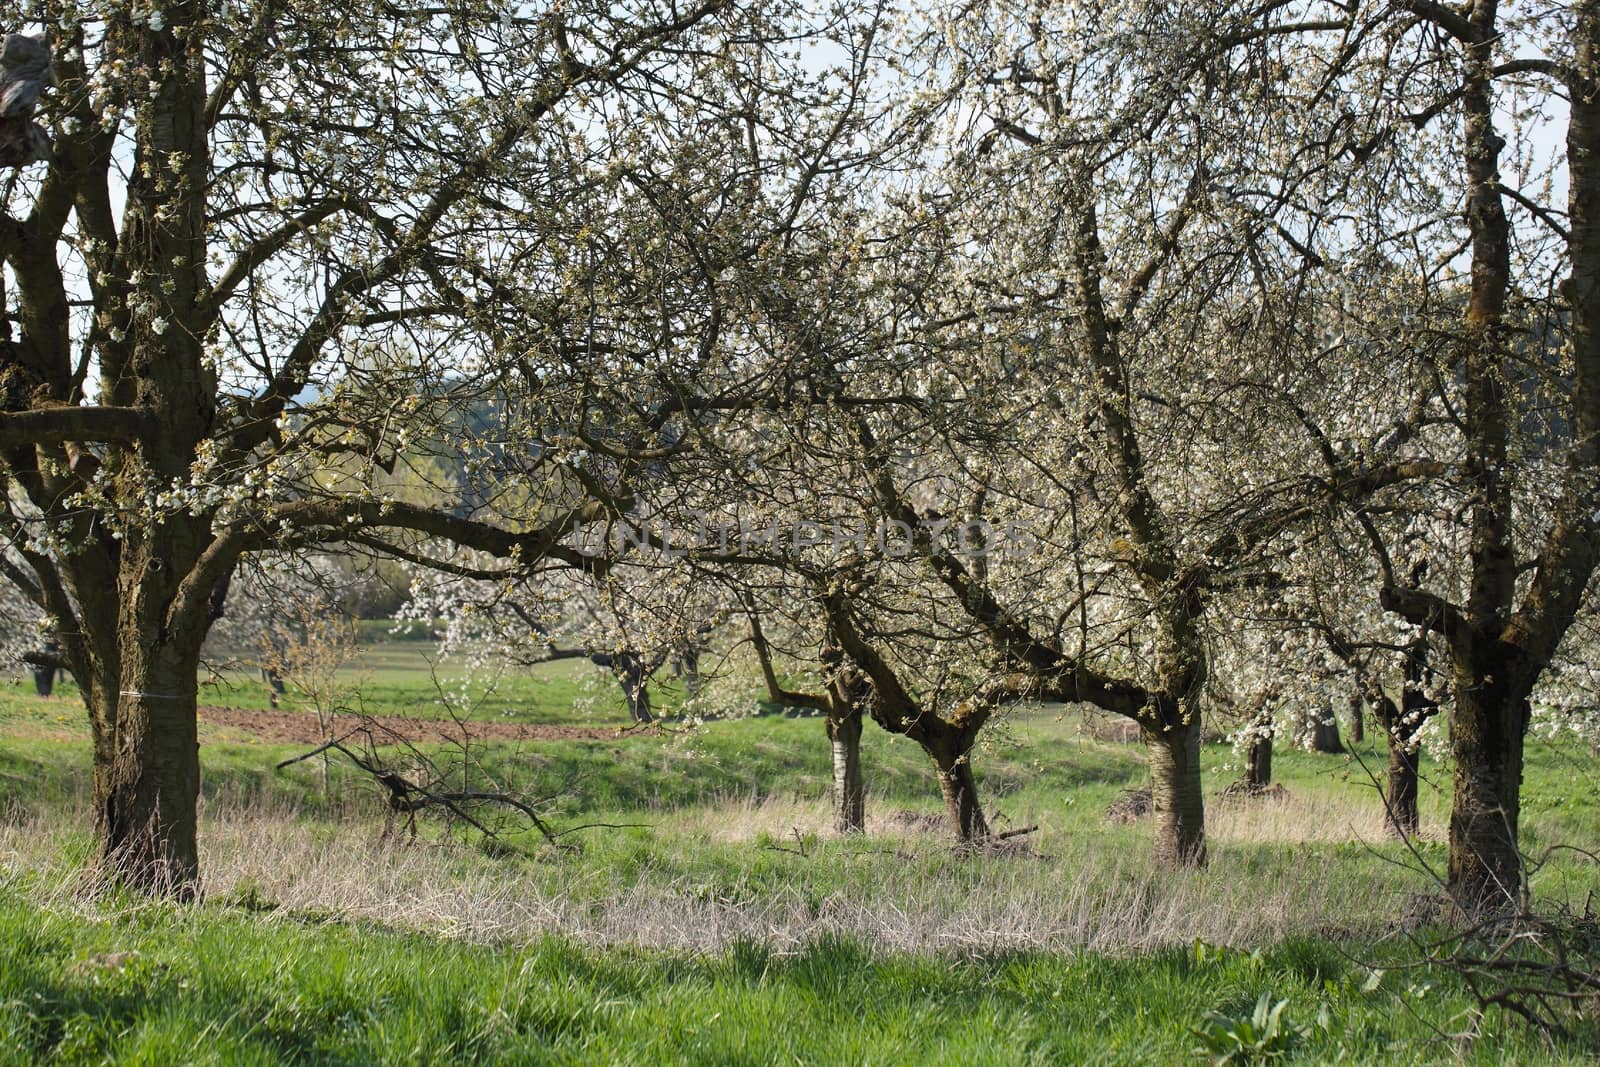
[197, 706, 623, 745]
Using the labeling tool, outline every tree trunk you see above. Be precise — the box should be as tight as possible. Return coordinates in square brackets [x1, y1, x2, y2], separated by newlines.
[30, 634, 59, 696]
[1304, 699, 1344, 753]
[618, 654, 653, 725]
[1148, 720, 1206, 867]
[86, 493, 214, 901]
[826, 708, 864, 834]
[1240, 707, 1272, 791]
[1385, 731, 1420, 839]
[96, 647, 202, 898]
[906, 718, 989, 843]
[1438, 0, 1524, 918]
[1367, 642, 1439, 842]
[261, 666, 285, 709]
[673, 644, 701, 697]
[932, 751, 988, 843]
[1447, 674, 1528, 912]
[1347, 692, 1364, 744]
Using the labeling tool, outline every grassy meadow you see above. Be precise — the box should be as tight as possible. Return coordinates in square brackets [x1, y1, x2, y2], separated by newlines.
[1, 635, 1598, 1064]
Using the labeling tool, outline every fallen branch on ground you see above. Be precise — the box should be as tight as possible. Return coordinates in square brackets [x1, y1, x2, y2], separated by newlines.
[276, 721, 569, 853]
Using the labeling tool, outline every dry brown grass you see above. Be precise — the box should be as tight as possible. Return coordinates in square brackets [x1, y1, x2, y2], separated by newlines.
[1209, 786, 1444, 844]
[0, 792, 1426, 956]
[673, 793, 983, 842]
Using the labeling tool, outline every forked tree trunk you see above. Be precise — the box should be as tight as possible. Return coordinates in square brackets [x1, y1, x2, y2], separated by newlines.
[1147, 719, 1206, 867]
[1430, 0, 1600, 915]
[616, 654, 653, 725]
[1431, 0, 1537, 917]
[1426, 0, 1600, 914]
[827, 708, 865, 834]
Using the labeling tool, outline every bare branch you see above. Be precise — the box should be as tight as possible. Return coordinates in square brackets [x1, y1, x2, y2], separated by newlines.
[0, 405, 156, 448]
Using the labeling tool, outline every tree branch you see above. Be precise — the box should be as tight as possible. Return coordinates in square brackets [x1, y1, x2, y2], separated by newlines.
[199, 196, 357, 327]
[1397, 0, 1477, 42]
[745, 607, 829, 711]
[0, 406, 157, 448]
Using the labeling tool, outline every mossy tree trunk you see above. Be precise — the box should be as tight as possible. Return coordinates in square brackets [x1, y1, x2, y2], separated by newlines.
[927, 726, 989, 843]
[1445, 657, 1530, 910]
[1366, 0, 1600, 916]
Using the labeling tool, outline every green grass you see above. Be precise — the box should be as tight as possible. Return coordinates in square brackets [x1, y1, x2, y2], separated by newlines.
[2, 632, 1599, 1065]
[0, 879, 1593, 1066]
[1, 679, 1595, 890]
[195, 649, 619, 724]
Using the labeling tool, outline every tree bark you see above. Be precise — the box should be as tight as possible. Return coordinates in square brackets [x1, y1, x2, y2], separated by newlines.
[1147, 719, 1206, 867]
[932, 749, 988, 843]
[593, 651, 654, 725]
[96, 645, 202, 897]
[1385, 730, 1420, 839]
[826, 707, 865, 834]
[1425, 0, 1600, 912]
[889, 711, 990, 844]
[261, 666, 285, 709]
[1347, 692, 1364, 744]
[1420, 0, 1600, 913]
[673, 643, 701, 697]
[1240, 706, 1272, 791]
[621, 663, 654, 725]
[1363, 638, 1439, 842]
[1441, 0, 1523, 915]
[1303, 699, 1345, 753]
[1446, 666, 1528, 911]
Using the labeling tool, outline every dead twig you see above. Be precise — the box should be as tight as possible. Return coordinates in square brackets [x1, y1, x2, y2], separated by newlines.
[995, 824, 1039, 841]
[276, 721, 574, 854]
